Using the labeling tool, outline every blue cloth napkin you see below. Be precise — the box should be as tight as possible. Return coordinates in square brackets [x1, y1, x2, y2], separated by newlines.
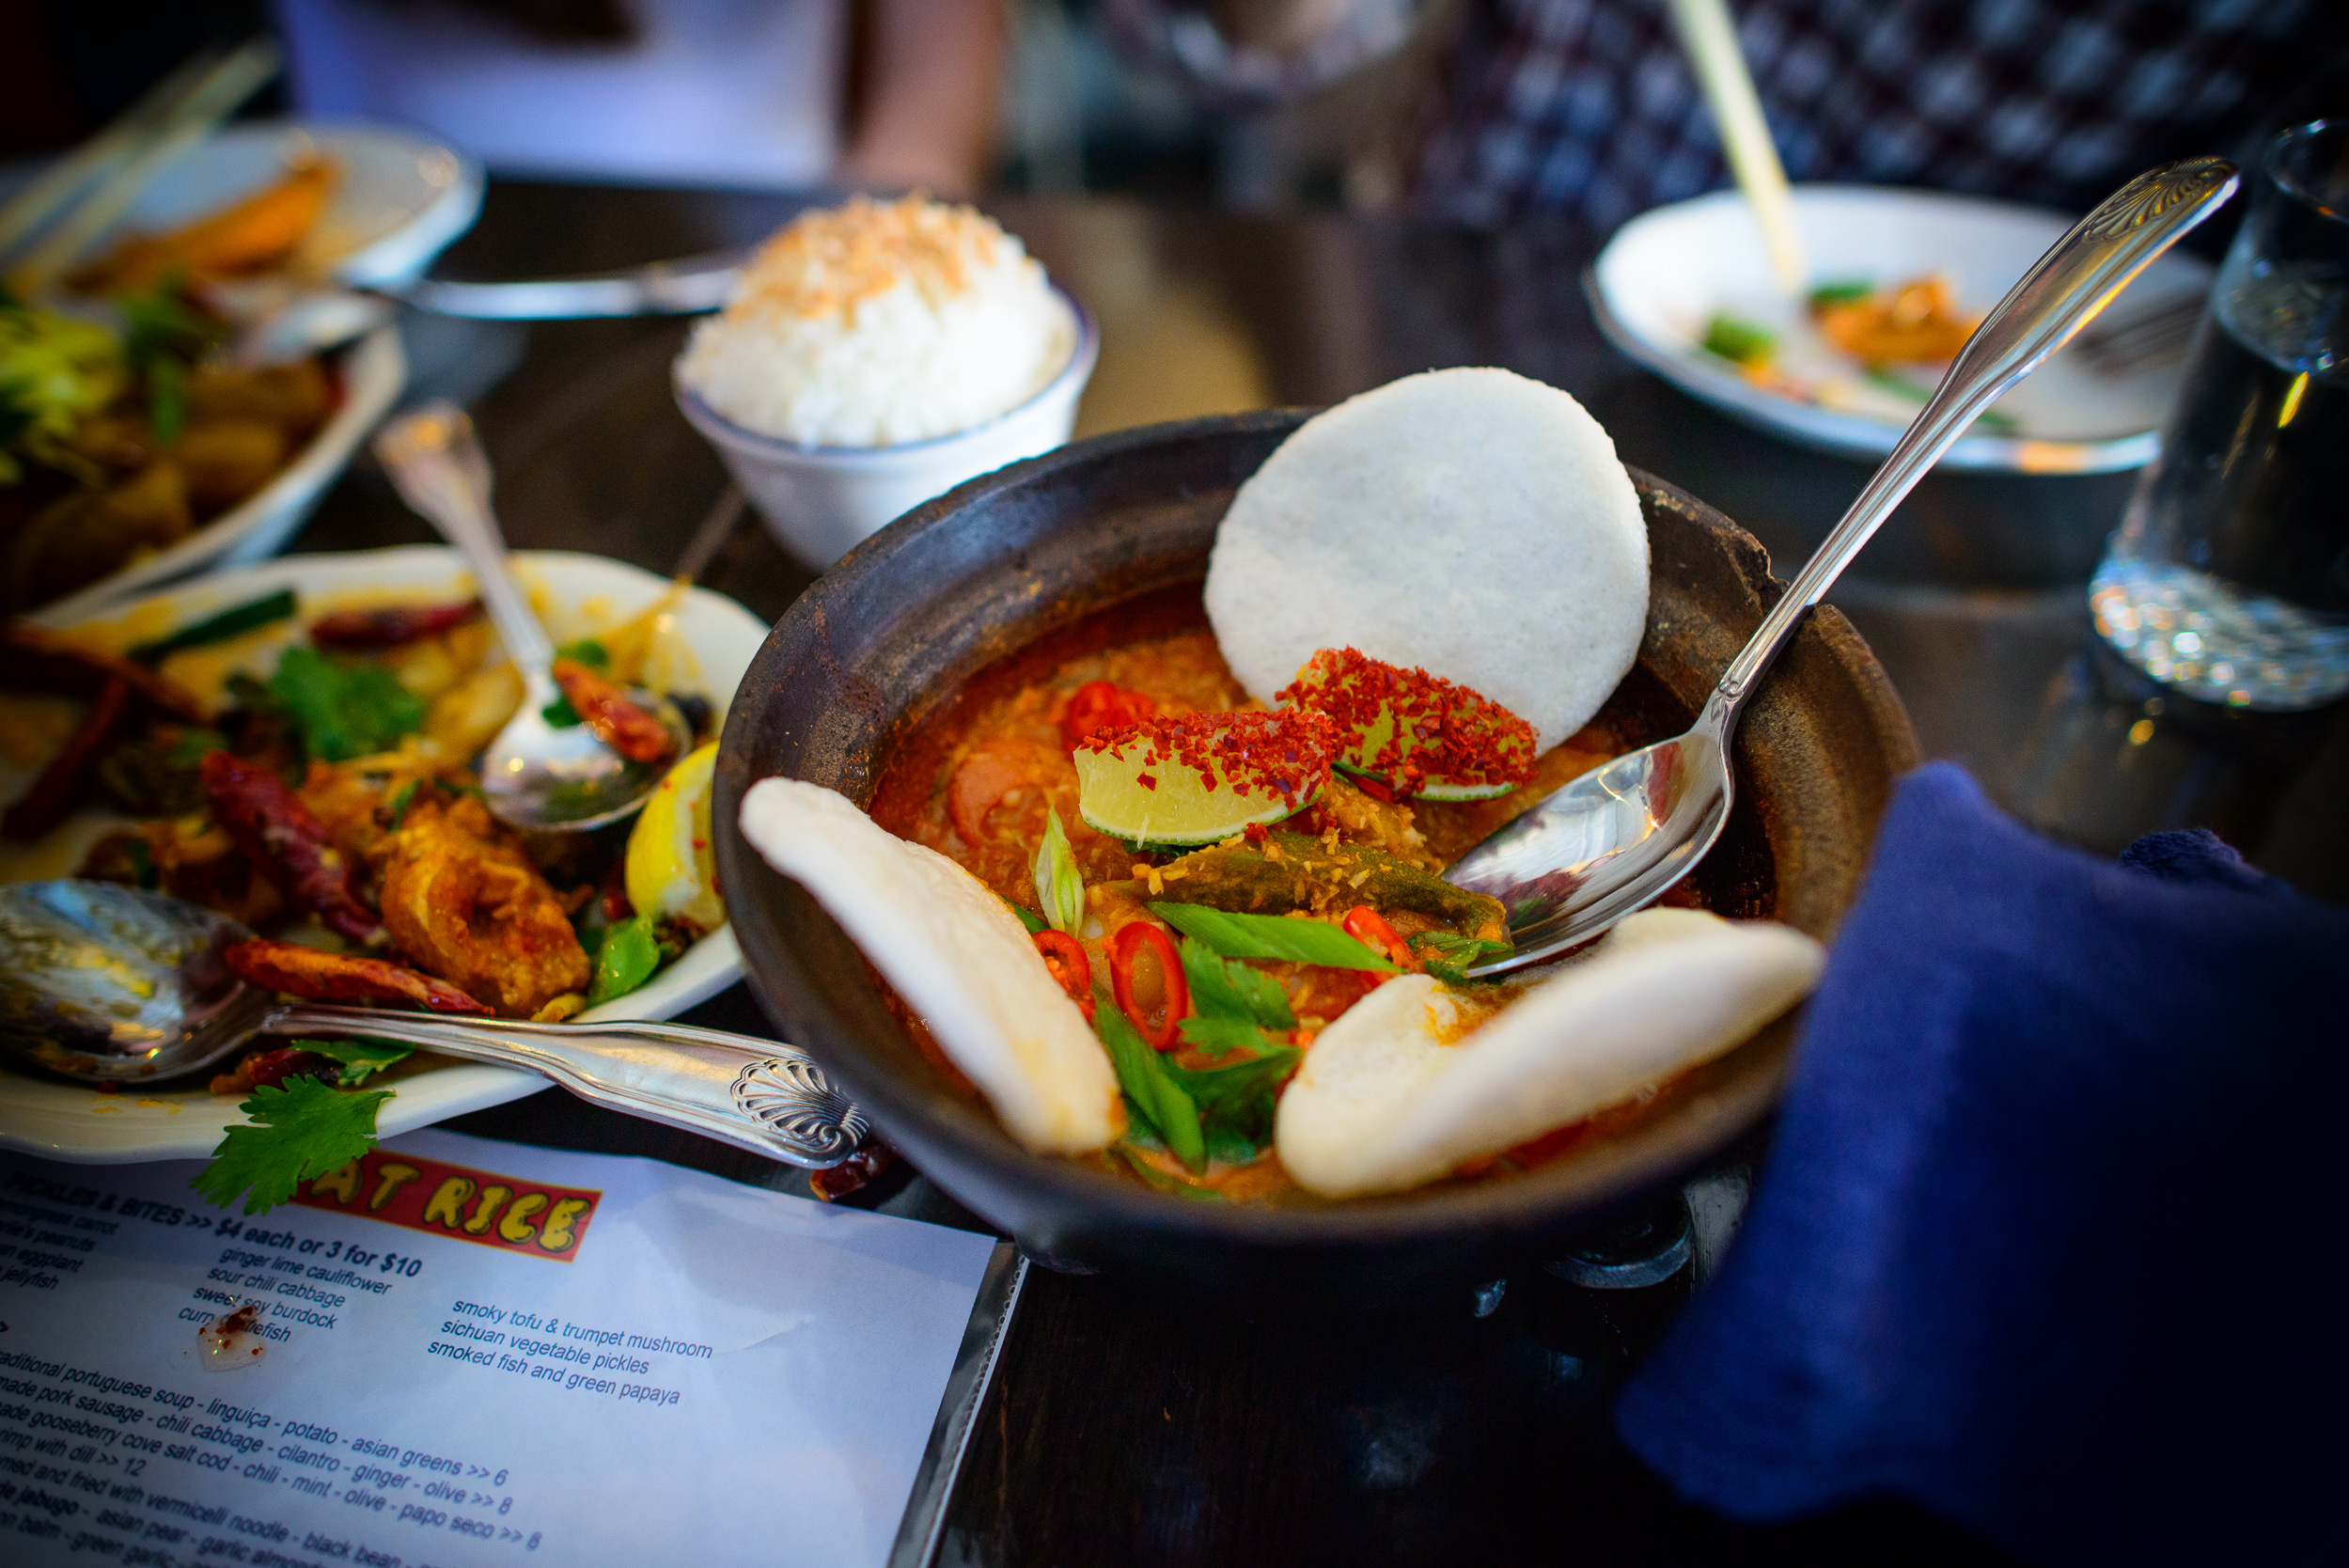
[1615, 762, 2346, 1565]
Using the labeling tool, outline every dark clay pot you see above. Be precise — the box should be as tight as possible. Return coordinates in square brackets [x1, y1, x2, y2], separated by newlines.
[713, 411, 1918, 1302]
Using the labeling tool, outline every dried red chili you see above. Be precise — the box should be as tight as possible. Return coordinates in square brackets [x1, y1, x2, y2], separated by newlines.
[307, 600, 483, 651]
[1074, 707, 1337, 809]
[201, 751, 384, 947]
[2, 619, 207, 724]
[551, 657, 675, 763]
[225, 938, 493, 1015]
[1110, 920, 1189, 1050]
[1278, 647, 1537, 798]
[1059, 681, 1157, 749]
[3, 675, 131, 840]
[1032, 929, 1095, 1020]
[1342, 905, 1416, 970]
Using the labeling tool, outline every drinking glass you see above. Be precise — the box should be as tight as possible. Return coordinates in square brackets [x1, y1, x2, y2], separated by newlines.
[2091, 119, 2349, 710]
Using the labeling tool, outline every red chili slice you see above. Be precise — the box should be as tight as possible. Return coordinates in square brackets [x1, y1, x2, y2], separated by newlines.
[1110, 920, 1189, 1050]
[1059, 681, 1157, 749]
[1342, 905, 1416, 970]
[1032, 930, 1095, 1021]
[3, 675, 131, 840]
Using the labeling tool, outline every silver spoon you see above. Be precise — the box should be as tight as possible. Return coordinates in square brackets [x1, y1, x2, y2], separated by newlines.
[373, 400, 690, 832]
[0, 881, 864, 1168]
[1446, 157, 2242, 976]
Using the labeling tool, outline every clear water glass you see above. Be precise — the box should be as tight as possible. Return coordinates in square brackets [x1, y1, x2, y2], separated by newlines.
[2091, 119, 2349, 711]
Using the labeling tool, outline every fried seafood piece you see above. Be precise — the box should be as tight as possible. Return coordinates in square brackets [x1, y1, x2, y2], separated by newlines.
[377, 792, 589, 1018]
[224, 938, 491, 1015]
[81, 817, 288, 930]
[201, 751, 384, 947]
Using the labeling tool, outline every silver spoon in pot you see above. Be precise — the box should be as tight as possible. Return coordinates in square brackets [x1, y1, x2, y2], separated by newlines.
[372, 400, 691, 832]
[1445, 158, 2241, 976]
[0, 880, 864, 1168]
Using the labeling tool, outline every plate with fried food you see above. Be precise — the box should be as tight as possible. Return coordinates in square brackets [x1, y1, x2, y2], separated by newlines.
[1587, 184, 2215, 473]
[0, 546, 770, 1162]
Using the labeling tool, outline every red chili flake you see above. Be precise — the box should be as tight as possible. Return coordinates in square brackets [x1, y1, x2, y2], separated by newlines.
[1277, 647, 1537, 798]
[1135, 773, 1157, 792]
[1076, 708, 1337, 808]
[1242, 823, 1269, 846]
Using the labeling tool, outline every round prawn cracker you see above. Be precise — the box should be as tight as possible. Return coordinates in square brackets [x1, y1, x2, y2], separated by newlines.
[1205, 368, 1647, 751]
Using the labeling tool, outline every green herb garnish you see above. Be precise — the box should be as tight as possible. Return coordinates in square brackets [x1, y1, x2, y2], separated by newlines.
[1096, 1003, 1205, 1172]
[1149, 903, 1396, 972]
[1700, 314, 1777, 367]
[267, 645, 427, 762]
[129, 588, 297, 664]
[296, 1039, 415, 1086]
[191, 1077, 391, 1215]
[1807, 278, 1875, 307]
[1033, 808, 1085, 936]
[1002, 896, 1049, 934]
[1174, 936, 1293, 1058]
[1408, 930, 1516, 984]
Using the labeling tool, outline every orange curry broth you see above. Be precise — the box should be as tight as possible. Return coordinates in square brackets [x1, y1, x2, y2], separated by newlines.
[866, 588, 1703, 1203]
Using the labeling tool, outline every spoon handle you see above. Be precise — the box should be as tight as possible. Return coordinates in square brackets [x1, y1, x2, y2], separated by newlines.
[373, 402, 556, 677]
[1711, 157, 2241, 714]
[269, 1004, 867, 1168]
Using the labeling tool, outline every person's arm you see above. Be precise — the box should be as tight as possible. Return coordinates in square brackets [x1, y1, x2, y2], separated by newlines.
[838, 0, 1007, 199]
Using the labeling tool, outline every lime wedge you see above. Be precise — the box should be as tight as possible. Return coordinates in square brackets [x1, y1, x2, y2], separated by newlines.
[1280, 648, 1536, 801]
[1073, 710, 1332, 848]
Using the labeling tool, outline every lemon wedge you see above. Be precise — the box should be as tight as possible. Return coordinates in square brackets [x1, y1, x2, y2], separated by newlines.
[626, 742, 724, 932]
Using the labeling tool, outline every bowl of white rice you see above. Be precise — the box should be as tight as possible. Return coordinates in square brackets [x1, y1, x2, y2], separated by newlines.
[675, 196, 1096, 566]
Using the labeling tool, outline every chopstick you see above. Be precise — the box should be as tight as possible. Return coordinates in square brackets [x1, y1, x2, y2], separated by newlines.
[0, 47, 223, 263]
[5, 36, 280, 297]
[1665, 0, 1806, 294]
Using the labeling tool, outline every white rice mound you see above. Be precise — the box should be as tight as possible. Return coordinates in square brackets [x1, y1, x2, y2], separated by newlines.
[1275, 909, 1824, 1199]
[1204, 368, 1648, 751]
[677, 196, 1076, 448]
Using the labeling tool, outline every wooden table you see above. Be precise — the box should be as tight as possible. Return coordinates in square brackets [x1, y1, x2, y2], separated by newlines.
[294, 180, 2346, 1567]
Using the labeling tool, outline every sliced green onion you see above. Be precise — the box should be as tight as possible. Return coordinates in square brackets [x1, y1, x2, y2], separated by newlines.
[1033, 808, 1085, 936]
[130, 588, 297, 663]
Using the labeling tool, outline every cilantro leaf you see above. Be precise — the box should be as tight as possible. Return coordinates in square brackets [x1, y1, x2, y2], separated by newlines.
[268, 645, 427, 762]
[1001, 896, 1049, 935]
[295, 1038, 414, 1086]
[192, 1077, 390, 1215]
[1150, 903, 1396, 971]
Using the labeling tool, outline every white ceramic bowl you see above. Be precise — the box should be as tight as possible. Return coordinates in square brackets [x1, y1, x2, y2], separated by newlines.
[0, 547, 771, 1164]
[1588, 184, 2215, 473]
[27, 325, 407, 624]
[677, 294, 1099, 567]
[107, 118, 484, 287]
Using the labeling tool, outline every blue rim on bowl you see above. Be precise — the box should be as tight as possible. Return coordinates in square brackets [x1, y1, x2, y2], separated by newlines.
[674, 288, 1100, 463]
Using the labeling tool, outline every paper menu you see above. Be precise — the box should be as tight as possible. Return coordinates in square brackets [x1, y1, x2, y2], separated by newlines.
[0, 1129, 1005, 1568]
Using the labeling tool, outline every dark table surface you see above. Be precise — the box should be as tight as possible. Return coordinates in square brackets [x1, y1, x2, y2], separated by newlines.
[287, 180, 2345, 1568]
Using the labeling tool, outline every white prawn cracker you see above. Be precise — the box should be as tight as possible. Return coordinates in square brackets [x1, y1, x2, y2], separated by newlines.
[1274, 909, 1824, 1199]
[737, 778, 1122, 1154]
[1204, 367, 1649, 751]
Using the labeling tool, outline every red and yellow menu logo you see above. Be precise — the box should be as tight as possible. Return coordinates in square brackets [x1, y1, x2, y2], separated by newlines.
[292, 1148, 602, 1263]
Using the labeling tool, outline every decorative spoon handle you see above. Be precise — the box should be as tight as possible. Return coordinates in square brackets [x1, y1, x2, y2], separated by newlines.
[269, 1004, 868, 1168]
[373, 402, 556, 680]
[1711, 157, 2241, 713]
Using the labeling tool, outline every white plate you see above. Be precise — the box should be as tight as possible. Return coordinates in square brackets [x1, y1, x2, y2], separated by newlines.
[103, 119, 484, 288]
[0, 547, 774, 1164]
[1587, 185, 2214, 473]
[27, 326, 406, 625]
